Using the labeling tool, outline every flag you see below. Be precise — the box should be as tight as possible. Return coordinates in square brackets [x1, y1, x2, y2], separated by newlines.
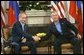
[69, 1, 83, 33]
[51, 1, 65, 22]
[1, 1, 9, 11]
[1, 5, 6, 27]
[8, 1, 19, 27]
[76, 1, 83, 33]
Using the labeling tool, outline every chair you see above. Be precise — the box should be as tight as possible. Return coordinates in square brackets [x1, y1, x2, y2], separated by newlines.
[48, 35, 72, 54]
[36, 37, 53, 54]
[1, 26, 53, 54]
[1, 27, 30, 54]
[1, 26, 12, 54]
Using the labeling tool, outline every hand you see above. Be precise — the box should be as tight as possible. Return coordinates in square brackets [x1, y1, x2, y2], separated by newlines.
[21, 38, 26, 43]
[77, 33, 82, 39]
[32, 36, 41, 41]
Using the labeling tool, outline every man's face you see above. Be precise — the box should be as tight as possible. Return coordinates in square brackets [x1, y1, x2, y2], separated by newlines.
[19, 13, 27, 23]
[51, 12, 59, 22]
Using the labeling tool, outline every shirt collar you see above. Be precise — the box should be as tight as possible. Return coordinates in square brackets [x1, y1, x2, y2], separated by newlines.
[54, 20, 60, 25]
[20, 21, 25, 26]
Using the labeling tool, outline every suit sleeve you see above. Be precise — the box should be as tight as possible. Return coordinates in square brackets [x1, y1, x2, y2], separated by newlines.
[41, 25, 52, 41]
[64, 18, 78, 36]
[11, 23, 33, 40]
[23, 25, 33, 40]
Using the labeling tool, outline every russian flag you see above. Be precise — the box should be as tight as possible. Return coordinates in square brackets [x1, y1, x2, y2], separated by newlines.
[76, 1, 83, 34]
[69, 1, 83, 34]
[8, 1, 19, 27]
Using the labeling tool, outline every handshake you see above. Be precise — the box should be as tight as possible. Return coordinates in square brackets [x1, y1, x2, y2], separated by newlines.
[21, 36, 41, 43]
[32, 36, 41, 42]
[32, 33, 46, 42]
[22, 33, 46, 42]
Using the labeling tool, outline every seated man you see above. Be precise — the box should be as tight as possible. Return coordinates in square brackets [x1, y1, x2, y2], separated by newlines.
[42, 11, 82, 54]
[11, 11, 40, 54]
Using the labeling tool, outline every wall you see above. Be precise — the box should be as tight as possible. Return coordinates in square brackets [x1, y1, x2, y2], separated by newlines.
[26, 10, 51, 26]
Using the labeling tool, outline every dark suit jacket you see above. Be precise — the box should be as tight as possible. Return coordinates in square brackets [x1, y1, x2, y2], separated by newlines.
[42, 18, 78, 41]
[11, 21, 33, 42]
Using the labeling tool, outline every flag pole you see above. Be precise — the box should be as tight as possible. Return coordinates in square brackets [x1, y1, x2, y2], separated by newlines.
[64, 1, 70, 21]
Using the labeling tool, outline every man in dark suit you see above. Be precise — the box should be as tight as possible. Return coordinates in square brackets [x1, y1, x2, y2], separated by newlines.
[11, 11, 40, 54]
[42, 12, 81, 54]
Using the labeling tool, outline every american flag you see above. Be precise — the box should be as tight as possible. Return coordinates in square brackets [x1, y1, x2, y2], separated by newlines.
[51, 1, 65, 22]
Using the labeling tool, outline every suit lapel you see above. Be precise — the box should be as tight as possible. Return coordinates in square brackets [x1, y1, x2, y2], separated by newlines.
[53, 23, 59, 33]
[24, 24, 29, 33]
[24, 24, 26, 32]
[53, 20, 64, 33]
[18, 21, 24, 32]
[59, 19, 64, 33]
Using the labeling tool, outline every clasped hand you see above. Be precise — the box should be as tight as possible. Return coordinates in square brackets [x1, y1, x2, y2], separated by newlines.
[32, 36, 41, 42]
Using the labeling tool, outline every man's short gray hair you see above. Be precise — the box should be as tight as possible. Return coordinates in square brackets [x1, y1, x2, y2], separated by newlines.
[19, 11, 26, 18]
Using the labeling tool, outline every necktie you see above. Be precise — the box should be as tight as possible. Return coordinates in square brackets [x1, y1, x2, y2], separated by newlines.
[22, 24, 24, 31]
